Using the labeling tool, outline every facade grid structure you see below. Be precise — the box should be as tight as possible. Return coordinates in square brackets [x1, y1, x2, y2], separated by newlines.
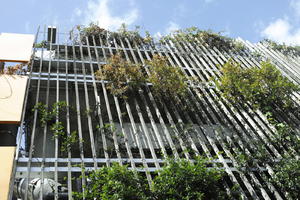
[10, 26, 300, 199]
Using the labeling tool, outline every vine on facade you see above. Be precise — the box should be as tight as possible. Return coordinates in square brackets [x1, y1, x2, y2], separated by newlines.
[95, 54, 190, 100]
[216, 60, 300, 198]
[262, 39, 300, 56]
[32, 101, 78, 152]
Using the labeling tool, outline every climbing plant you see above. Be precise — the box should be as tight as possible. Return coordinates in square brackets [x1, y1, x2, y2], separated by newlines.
[215, 59, 300, 198]
[32, 101, 68, 126]
[147, 54, 189, 99]
[215, 59, 299, 112]
[33, 101, 78, 152]
[95, 54, 145, 98]
[262, 39, 300, 57]
[77, 23, 153, 47]
[271, 158, 300, 199]
[161, 27, 247, 53]
[51, 121, 78, 152]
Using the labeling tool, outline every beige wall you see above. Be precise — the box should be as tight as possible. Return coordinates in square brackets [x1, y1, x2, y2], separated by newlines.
[0, 147, 15, 200]
[0, 75, 28, 124]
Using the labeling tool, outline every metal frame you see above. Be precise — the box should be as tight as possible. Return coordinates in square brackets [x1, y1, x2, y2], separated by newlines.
[11, 26, 300, 199]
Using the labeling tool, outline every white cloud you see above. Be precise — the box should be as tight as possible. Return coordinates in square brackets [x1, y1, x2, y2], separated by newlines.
[74, 8, 82, 17]
[83, 0, 139, 30]
[260, 1, 300, 45]
[70, 8, 83, 23]
[153, 32, 162, 40]
[261, 18, 300, 45]
[165, 21, 180, 34]
[153, 21, 180, 41]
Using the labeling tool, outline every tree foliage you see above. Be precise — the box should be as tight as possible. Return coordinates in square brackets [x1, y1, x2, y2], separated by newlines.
[152, 158, 228, 200]
[271, 158, 300, 199]
[74, 158, 228, 200]
[216, 60, 299, 111]
[262, 39, 300, 57]
[74, 163, 150, 200]
[147, 55, 188, 99]
[95, 54, 145, 98]
[216, 60, 300, 199]
[161, 27, 246, 53]
[95, 54, 190, 100]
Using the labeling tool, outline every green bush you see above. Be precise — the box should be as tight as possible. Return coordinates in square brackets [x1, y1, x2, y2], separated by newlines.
[73, 163, 150, 200]
[216, 61, 300, 198]
[263, 39, 300, 56]
[271, 158, 300, 199]
[152, 158, 227, 200]
[95, 54, 190, 100]
[74, 158, 228, 200]
[95, 54, 145, 98]
[161, 27, 246, 53]
[147, 55, 188, 99]
[216, 60, 299, 111]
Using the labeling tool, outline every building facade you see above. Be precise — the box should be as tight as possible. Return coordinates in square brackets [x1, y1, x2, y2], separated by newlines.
[8, 26, 300, 199]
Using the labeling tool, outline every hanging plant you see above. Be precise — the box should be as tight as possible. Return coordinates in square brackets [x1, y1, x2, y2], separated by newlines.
[262, 39, 300, 56]
[95, 54, 146, 98]
[77, 23, 109, 45]
[32, 101, 78, 152]
[147, 55, 189, 100]
[215, 59, 299, 112]
[161, 27, 247, 54]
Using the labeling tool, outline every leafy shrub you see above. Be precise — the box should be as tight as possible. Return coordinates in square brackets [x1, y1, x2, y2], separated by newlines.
[271, 123, 300, 155]
[262, 39, 300, 56]
[77, 22, 108, 45]
[147, 55, 188, 99]
[271, 158, 300, 199]
[73, 163, 150, 200]
[161, 27, 246, 53]
[34, 40, 47, 48]
[74, 158, 228, 200]
[216, 60, 299, 111]
[95, 54, 190, 100]
[95, 54, 145, 98]
[152, 157, 227, 200]
[77, 23, 152, 47]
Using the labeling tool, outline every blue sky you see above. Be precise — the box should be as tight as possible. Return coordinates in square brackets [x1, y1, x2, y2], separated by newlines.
[1, 0, 300, 44]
